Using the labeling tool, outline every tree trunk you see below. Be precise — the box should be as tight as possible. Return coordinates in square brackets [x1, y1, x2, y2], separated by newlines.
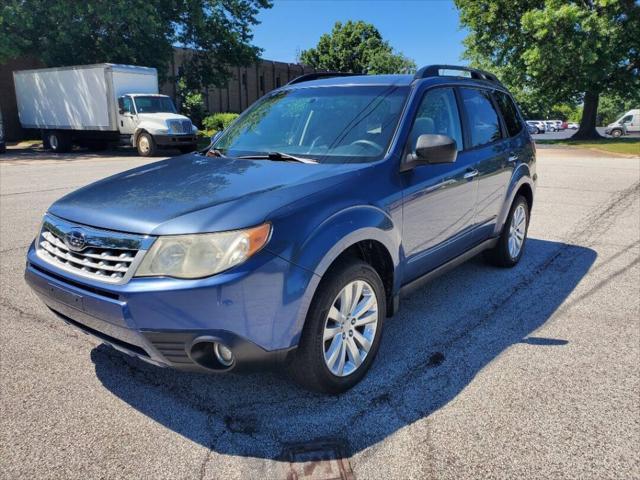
[573, 91, 603, 140]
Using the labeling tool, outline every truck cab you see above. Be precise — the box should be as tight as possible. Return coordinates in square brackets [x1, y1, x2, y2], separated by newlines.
[605, 109, 640, 137]
[117, 94, 197, 156]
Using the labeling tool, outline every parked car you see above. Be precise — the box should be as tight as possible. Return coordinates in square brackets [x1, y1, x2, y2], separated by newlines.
[0, 110, 5, 154]
[549, 120, 565, 131]
[567, 122, 579, 129]
[605, 109, 640, 137]
[13, 64, 197, 156]
[544, 121, 558, 132]
[526, 120, 546, 134]
[25, 65, 536, 393]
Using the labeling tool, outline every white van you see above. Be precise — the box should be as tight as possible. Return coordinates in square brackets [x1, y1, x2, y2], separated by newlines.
[605, 109, 640, 137]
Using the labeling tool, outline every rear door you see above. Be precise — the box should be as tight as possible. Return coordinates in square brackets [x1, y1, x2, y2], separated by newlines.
[458, 87, 511, 239]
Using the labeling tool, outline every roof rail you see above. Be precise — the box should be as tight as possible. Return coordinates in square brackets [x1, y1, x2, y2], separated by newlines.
[414, 64, 502, 85]
[286, 71, 360, 86]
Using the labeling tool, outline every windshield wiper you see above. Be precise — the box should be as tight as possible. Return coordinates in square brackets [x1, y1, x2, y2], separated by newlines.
[237, 151, 317, 164]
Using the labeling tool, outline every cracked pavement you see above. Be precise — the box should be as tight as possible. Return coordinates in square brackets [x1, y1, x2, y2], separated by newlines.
[1, 146, 639, 479]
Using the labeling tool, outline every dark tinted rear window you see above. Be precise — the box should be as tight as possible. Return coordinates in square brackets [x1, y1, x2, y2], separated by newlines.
[495, 91, 523, 137]
[460, 88, 502, 148]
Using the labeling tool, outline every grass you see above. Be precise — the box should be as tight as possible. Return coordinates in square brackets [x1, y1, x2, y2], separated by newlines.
[536, 137, 640, 156]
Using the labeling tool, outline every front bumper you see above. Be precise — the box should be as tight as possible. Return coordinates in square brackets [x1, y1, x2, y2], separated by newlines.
[154, 134, 197, 147]
[25, 243, 315, 372]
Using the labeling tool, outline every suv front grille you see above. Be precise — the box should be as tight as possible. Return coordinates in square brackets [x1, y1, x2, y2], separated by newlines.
[39, 230, 136, 282]
[35, 214, 153, 285]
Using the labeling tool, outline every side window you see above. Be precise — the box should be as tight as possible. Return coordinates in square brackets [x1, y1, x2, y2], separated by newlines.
[621, 115, 633, 123]
[495, 91, 523, 137]
[408, 88, 463, 152]
[460, 88, 502, 147]
[122, 97, 133, 113]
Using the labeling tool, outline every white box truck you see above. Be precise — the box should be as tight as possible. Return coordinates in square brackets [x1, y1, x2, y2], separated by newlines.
[13, 64, 197, 156]
[605, 109, 640, 137]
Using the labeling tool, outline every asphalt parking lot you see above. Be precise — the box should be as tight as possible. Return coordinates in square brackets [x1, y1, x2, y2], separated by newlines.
[1, 146, 639, 479]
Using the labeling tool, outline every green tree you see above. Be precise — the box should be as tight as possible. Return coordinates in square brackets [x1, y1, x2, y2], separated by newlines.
[299, 20, 416, 74]
[455, 0, 640, 139]
[0, 0, 271, 89]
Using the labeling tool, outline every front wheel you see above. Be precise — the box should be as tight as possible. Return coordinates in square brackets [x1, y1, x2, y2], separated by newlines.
[288, 259, 386, 394]
[484, 195, 530, 268]
[610, 129, 623, 138]
[136, 132, 157, 156]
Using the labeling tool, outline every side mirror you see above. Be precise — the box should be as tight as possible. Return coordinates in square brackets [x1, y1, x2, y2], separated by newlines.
[402, 134, 457, 171]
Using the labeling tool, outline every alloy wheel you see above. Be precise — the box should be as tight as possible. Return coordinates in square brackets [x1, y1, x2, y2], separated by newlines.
[323, 280, 378, 377]
[508, 204, 527, 259]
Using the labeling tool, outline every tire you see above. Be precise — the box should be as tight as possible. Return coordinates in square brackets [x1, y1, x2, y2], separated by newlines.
[136, 132, 157, 156]
[484, 195, 530, 268]
[534, 128, 540, 134]
[45, 130, 72, 153]
[288, 258, 386, 394]
[610, 129, 623, 138]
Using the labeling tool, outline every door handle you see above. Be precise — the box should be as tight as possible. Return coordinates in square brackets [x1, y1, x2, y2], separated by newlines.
[507, 153, 519, 163]
[463, 169, 479, 180]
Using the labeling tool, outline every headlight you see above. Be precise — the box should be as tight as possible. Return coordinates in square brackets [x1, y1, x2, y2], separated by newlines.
[135, 223, 271, 279]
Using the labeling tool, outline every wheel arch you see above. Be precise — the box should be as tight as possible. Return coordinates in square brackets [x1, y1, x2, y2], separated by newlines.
[285, 205, 402, 346]
[495, 166, 535, 234]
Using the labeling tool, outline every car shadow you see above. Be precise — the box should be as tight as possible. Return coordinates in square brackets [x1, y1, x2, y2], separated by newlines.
[91, 237, 596, 459]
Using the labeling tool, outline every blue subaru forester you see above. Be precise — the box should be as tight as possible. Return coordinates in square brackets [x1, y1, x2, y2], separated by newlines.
[25, 65, 536, 393]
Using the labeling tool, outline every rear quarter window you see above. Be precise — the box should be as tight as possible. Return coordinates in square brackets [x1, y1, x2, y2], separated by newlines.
[495, 91, 524, 137]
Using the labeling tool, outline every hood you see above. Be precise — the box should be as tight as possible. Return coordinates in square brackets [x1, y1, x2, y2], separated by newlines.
[137, 112, 191, 122]
[48, 154, 362, 235]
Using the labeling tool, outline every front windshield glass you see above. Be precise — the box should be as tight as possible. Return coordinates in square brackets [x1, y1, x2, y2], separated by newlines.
[134, 96, 177, 114]
[213, 85, 409, 164]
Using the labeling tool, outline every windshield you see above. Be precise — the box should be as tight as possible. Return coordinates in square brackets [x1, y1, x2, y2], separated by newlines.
[133, 96, 177, 114]
[213, 85, 409, 164]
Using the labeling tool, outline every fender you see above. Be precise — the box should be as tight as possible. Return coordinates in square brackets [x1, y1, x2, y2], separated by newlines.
[281, 204, 402, 345]
[495, 163, 535, 235]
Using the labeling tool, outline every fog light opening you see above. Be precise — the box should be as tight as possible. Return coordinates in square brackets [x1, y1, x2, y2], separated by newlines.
[213, 342, 234, 367]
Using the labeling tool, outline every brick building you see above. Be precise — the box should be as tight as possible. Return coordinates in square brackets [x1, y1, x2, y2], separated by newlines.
[161, 48, 322, 114]
[0, 49, 321, 141]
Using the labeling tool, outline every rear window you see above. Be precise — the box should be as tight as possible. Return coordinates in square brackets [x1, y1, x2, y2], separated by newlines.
[495, 91, 523, 137]
[460, 88, 502, 148]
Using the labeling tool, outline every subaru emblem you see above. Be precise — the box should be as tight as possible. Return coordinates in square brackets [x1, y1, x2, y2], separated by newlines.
[64, 229, 87, 252]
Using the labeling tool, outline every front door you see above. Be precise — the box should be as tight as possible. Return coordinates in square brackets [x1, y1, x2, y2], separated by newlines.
[401, 87, 478, 283]
[117, 96, 137, 135]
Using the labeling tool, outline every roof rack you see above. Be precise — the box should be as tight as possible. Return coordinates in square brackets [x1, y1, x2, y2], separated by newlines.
[286, 72, 360, 86]
[414, 65, 502, 85]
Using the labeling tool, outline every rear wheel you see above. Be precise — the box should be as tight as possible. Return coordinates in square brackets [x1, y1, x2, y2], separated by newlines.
[44, 130, 72, 153]
[136, 132, 156, 156]
[288, 258, 386, 394]
[484, 195, 530, 268]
